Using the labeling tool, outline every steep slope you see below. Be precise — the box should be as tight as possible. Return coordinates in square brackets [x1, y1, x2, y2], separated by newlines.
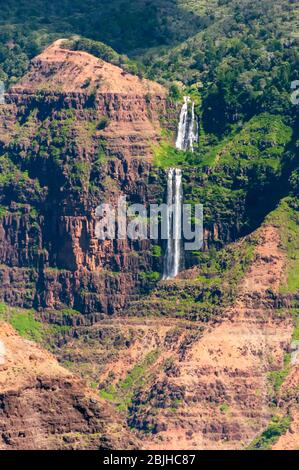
[0, 40, 170, 315]
[0, 321, 138, 450]
[273, 367, 299, 450]
[50, 223, 298, 450]
[7, 39, 167, 159]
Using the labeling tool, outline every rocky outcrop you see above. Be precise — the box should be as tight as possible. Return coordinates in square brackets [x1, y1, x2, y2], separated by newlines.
[0, 223, 296, 450]
[8, 40, 167, 161]
[0, 40, 259, 316]
[0, 322, 138, 450]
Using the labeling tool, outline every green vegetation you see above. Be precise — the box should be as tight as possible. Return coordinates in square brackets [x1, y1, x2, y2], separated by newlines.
[0, 1, 297, 449]
[195, 237, 256, 290]
[248, 415, 292, 450]
[0, 205, 7, 217]
[96, 116, 109, 131]
[0, 303, 7, 316]
[130, 234, 256, 321]
[60, 308, 81, 316]
[0, 1, 297, 145]
[0, 0, 205, 85]
[153, 141, 186, 169]
[219, 403, 230, 413]
[292, 310, 299, 341]
[0, 303, 71, 344]
[0, 1, 297, 264]
[0, 152, 45, 208]
[268, 353, 292, 394]
[63, 38, 146, 78]
[139, 271, 161, 283]
[151, 245, 162, 258]
[266, 198, 299, 294]
[100, 350, 160, 411]
[141, 1, 298, 137]
[179, 113, 294, 245]
[149, 113, 294, 251]
[0, 304, 43, 341]
[192, 114, 292, 171]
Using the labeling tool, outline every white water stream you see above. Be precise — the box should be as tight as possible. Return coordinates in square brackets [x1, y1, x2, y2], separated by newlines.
[163, 168, 183, 279]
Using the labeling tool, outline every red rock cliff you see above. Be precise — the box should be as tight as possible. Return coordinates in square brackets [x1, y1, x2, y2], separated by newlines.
[0, 40, 170, 315]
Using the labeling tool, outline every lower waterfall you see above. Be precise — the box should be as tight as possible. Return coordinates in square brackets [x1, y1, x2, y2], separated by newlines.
[163, 168, 183, 280]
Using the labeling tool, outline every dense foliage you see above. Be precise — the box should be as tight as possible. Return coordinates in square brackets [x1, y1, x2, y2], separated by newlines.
[0, 0, 298, 244]
[0, 0, 204, 84]
[0, 1, 298, 130]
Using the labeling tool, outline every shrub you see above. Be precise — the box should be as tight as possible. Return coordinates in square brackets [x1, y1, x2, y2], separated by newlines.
[97, 116, 109, 130]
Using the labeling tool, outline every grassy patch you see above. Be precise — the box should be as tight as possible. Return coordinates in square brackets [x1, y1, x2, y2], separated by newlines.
[0, 305, 43, 341]
[130, 234, 257, 321]
[248, 415, 291, 450]
[100, 350, 160, 411]
[59, 308, 81, 316]
[266, 198, 299, 294]
[153, 141, 186, 169]
[268, 353, 291, 393]
[9, 310, 44, 342]
[219, 403, 230, 413]
[292, 310, 299, 341]
[152, 245, 162, 258]
[0, 303, 71, 344]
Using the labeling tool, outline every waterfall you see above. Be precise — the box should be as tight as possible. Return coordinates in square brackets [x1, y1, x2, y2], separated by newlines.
[162, 96, 198, 279]
[189, 101, 198, 153]
[175, 96, 198, 152]
[175, 96, 190, 151]
[173, 169, 183, 276]
[163, 168, 183, 280]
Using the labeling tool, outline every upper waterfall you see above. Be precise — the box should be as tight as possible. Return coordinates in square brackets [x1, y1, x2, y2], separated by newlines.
[175, 96, 198, 152]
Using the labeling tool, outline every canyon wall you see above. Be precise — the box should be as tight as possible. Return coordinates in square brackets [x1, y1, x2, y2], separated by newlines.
[0, 40, 252, 316]
[0, 322, 138, 449]
[0, 41, 170, 314]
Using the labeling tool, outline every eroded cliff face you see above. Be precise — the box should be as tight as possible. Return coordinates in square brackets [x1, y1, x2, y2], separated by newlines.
[0, 322, 138, 450]
[0, 40, 257, 316]
[0, 41, 297, 451]
[0, 40, 169, 314]
[273, 367, 299, 450]
[9, 40, 167, 160]
[52, 225, 298, 450]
